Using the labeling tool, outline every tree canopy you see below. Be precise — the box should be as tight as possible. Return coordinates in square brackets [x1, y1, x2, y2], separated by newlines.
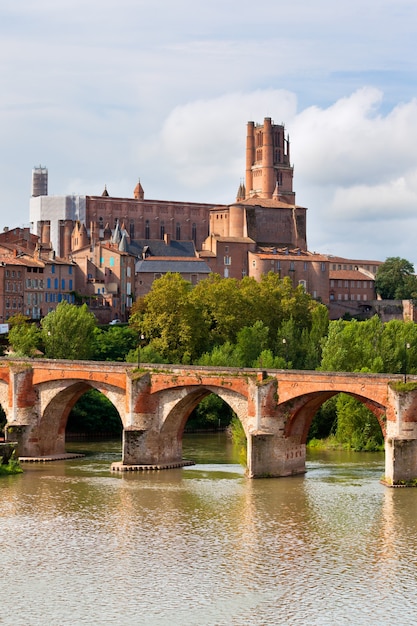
[129, 272, 328, 367]
[41, 301, 97, 360]
[375, 257, 417, 300]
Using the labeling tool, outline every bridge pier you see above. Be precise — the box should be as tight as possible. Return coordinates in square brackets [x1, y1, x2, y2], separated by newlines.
[122, 427, 184, 466]
[383, 385, 417, 485]
[247, 432, 306, 478]
[385, 438, 417, 485]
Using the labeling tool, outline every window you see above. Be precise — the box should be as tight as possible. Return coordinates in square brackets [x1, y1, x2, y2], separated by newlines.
[321, 263, 326, 272]
[54, 278, 58, 289]
[160, 221, 165, 239]
[69, 280, 73, 290]
[145, 220, 150, 239]
[68, 266, 73, 275]
[51, 265, 55, 274]
[299, 280, 307, 289]
[176, 223, 181, 240]
[224, 256, 231, 266]
[192, 223, 197, 245]
[330, 280, 334, 287]
[61, 279, 65, 290]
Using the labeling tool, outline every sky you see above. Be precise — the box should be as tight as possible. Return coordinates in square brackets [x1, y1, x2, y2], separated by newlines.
[1, 0, 417, 265]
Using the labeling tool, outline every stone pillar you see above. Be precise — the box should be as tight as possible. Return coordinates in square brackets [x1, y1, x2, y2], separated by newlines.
[7, 365, 39, 456]
[122, 429, 154, 465]
[247, 432, 306, 478]
[385, 438, 417, 485]
[384, 384, 417, 485]
[246, 375, 306, 478]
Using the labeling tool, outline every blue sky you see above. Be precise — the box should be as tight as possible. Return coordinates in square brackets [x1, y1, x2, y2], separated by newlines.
[2, 0, 417, 265]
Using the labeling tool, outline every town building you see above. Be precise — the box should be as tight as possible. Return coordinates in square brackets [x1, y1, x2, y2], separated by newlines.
[27, 117, 387, 319]
[0, 239, 76, 322]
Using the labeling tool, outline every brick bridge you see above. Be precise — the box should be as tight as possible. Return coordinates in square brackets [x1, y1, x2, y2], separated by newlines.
[3, 359, 417, 484]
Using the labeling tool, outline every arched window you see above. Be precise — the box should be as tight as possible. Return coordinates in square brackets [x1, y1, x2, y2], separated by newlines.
[145, 220, 150, 239]
[176, 223, 181, 240]
[160, 221, 165, 239]
[192, 223, 197, 245]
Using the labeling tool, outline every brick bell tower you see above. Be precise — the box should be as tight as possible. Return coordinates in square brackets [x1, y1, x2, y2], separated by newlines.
[245, 117, 295, 205]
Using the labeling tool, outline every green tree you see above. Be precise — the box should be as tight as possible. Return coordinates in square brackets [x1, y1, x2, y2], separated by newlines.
[125, 341, 169, 365]
[375, 257, 417, 300]
[234, 321, 270, 367]
[41, 302, 97, 360]
[192, 274, 253, 348]
[335, 394, 383, 451]
[140, 273, 208, 363]
[93, 325, 138, 361]
[8, 319, 41, 357]
[197, 342, 237, 367]
[186, 394, 235, 430]
[66, 389, 122, 434]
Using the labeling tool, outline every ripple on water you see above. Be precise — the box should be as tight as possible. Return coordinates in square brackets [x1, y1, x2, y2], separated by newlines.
[2, 444, 417, 625]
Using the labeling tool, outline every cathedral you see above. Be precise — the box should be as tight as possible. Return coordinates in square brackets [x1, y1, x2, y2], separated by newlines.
[27, 118, 380, 321]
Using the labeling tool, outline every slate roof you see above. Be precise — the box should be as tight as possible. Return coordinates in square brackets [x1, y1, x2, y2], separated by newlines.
[135, 258, 211, 274]
[128, 240, 197, 258]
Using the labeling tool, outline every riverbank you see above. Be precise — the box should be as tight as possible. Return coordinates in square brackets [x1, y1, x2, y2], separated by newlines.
[307, 434, 384, 452]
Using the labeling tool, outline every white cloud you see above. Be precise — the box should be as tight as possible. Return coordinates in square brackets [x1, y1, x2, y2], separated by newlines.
[1, 0, 417, 267]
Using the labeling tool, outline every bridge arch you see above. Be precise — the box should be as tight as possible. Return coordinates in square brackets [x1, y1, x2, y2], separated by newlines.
[34, 379, 126, 456]
[282, 390, 387, 444]
[158, 384, 249, 435]
[135, 383, 249, 466]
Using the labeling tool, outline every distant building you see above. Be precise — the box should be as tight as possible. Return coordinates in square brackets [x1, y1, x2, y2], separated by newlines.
[27, 117, 384, 315]
[0, 241, 76, 321]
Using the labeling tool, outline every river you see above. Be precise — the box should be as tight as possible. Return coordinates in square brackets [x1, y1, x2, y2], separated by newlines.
[1, 434, 417, 625]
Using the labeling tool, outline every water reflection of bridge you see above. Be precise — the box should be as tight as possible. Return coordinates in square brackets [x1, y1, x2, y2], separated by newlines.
[2, 359, 417, 484]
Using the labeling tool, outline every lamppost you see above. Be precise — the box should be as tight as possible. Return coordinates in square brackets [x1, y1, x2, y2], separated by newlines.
[282, 337, 288, 368]
[137, 333, 145, 368]
[404, 342, 411, 383]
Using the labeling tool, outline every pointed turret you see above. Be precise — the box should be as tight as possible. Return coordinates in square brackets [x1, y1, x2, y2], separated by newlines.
[111, 221, 122, 245]
[102, 185, 109, 197]
[236, 181, 246, 202]
[119, 232, 128, 252]
[134, 179, 144, 200]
